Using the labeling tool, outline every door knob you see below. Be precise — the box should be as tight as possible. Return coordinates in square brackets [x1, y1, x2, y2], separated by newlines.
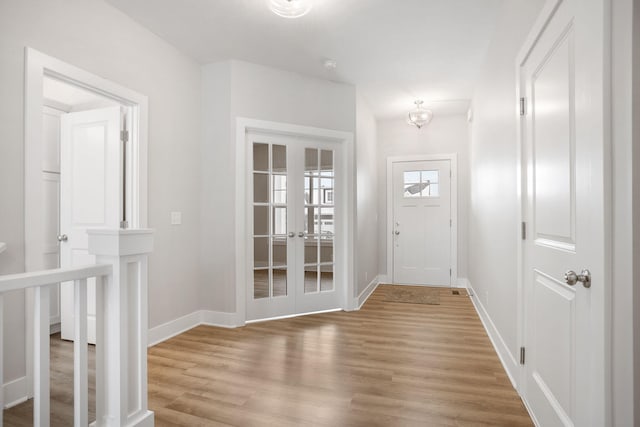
[57, 234, 68, 242]
[394, 230, 400, 235]
[298, 232, 305, 238]
[288, 232, 295, 238]
[564, 269, 591, 288]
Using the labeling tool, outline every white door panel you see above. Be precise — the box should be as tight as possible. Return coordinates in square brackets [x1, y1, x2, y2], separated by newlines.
[60, 106, 123, 343]
[521, 0, 606, 424]
[392, 160, 451, 285]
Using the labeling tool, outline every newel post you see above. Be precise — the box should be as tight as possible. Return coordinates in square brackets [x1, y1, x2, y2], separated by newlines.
[88, 229, 154, 427]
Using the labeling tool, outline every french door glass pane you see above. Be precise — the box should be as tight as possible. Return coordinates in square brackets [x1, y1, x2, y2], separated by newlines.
[304, 265, 318, 293]
[304, 236, 318, 264]
[253, 206, 268, 236]
[305, 148, 318, 171]
[272, 145, 286, 173]
[254, 269, 269, 299]
[320, 266, 334, 292]
[320, 241, 333, 263]
[253, 143, 269, 172]
[273, 268, 287, 297]
[272, 237, 287, 266]
[252, 142, 288, 301]
[254, 173, 268, 203]
[254, 237, 269, 268]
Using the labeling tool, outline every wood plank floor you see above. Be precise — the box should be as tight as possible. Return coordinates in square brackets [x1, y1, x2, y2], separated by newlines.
[4, 285, 532, 426]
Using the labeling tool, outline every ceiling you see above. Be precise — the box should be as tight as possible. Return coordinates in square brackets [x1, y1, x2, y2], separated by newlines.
[105, 0, 503, 119]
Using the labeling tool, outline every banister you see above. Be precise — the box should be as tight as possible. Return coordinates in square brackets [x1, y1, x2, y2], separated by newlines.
[0, 264, 112, 293]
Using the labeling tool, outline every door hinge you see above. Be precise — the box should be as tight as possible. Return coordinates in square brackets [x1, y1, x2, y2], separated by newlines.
[449, 268, 452, 277]
[520, 97, 526, 116]
[521, 222, 527, 240]
[121, 129, 129, 143]
[520, 347, 526, 365]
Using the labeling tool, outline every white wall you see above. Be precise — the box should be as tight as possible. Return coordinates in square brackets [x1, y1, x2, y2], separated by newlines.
[0, 0, 202, 386]
[377, 114, 470, 282]
[355, 95, 378, 297]
[467, 0, 544, 380]
[201, 60, 356, 312]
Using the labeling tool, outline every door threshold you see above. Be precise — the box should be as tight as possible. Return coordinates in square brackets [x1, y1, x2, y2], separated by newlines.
[246, 308, 342, 324]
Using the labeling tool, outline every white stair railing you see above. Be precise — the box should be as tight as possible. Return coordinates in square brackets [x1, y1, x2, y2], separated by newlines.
[0, 228, 154, 427]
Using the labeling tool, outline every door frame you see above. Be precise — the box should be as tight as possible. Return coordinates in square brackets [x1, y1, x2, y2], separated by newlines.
[235, 118, 355, 325]
[515, 0, 612, 422]
[386, 154, 458, 286]
[23, 47, 149, 397]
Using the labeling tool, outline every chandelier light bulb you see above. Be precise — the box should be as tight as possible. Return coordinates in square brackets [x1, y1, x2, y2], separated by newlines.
[268, 0, 313, 19]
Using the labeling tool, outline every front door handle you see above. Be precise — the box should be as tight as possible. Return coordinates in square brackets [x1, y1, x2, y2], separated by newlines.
[57, 234, 68, 242]
[394, 230, 400, 235]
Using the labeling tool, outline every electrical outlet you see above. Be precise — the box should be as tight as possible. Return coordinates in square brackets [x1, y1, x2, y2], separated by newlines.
[170, 211, 182, 225]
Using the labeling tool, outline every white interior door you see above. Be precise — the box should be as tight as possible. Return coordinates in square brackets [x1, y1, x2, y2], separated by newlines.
[392, 160, 451, 286]
[246, 133, 341, 320]
[521, 0, 606, 425]
[60, 106, 123, 343]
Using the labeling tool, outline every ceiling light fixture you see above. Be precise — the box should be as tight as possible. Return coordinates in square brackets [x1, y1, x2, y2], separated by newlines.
[268, 0, 312, 19]
[407, 100, 433, 129]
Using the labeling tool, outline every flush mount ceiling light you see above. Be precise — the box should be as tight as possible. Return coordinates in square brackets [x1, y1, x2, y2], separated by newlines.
[407, 100, 433, 129]
[268, 0, 312, 18]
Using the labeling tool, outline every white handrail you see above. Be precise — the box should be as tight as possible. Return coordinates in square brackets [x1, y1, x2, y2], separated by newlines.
[0, 264, 112, 293]
[0, 229, 154, 427]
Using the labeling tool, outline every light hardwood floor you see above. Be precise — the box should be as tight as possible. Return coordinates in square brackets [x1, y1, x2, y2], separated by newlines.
[4, 285, 532, 426]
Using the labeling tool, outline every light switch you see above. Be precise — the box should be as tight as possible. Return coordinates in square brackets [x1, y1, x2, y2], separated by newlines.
[170, 211, 182, 225]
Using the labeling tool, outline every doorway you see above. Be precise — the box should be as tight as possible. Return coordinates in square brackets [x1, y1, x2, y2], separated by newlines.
[246, 132, 343, 320]
[24, 47, 148, 398]
[235, 118, 355, 323]
[386, 155, 458, 287]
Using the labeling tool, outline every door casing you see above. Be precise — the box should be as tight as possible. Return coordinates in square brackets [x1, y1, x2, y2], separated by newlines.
[23, 47, 148, 398]
[235, 118, 356, 325]
[385, 154, 458, 286]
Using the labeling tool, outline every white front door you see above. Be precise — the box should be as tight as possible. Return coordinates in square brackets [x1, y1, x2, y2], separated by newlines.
[59, 106, 123, 343]
[392, 160, 451, 286]
[247, 133, 341, 320]
[521, 0, 607, 424]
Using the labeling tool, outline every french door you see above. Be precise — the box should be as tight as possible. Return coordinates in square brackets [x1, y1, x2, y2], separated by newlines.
[247, 132, 341, 320]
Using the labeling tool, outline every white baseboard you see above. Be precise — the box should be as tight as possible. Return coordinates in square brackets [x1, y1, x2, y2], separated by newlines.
[3, 376, 28, 409]
[455, 277, 470, 288]
[200, 310, 240, 328]
[356, 275, 380, 309]
[467, 281, 519, 389]
[148, 310, 240, 347]
[49, 321, 61, 335]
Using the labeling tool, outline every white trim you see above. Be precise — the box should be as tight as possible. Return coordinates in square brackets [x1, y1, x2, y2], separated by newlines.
[3, 376, 29, 409]
[356, 275, 380, 310]
[147, 311, 202, 347]
[147, 310, 241, 347]
[385, 154, 459, 285]
[200, 310, 241, 328]
[235, 117, 355, 325]
[24, 47, 149, 398]
[377, 274, 390, 284]
[455, 277, 470, 289]
[467, 281, 519, 389]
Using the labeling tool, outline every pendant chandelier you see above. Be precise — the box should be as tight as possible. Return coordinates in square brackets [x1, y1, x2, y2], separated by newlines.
[268, 0, 312, 18]
[407, 100, 433, 129]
